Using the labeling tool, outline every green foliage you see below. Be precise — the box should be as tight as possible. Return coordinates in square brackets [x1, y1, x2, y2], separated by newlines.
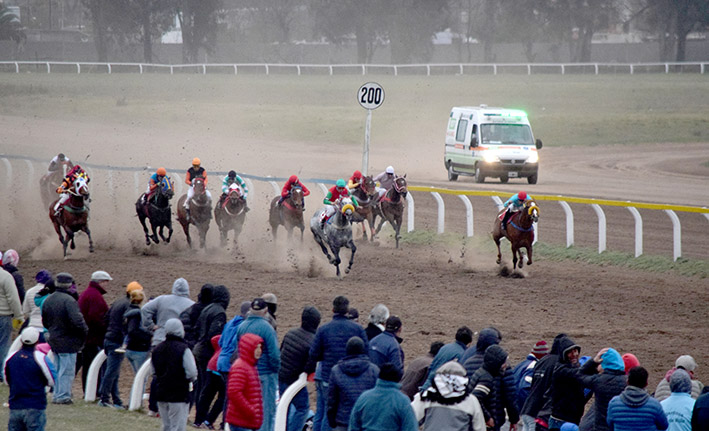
[0, 2, 25, 43]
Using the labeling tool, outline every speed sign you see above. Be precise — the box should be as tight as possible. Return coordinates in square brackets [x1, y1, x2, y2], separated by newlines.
[357, 82, 385, 110]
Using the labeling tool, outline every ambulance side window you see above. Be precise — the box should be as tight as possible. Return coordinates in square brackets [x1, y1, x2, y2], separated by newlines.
[456, 119, 468, 142]
[470, 125, 478, 147]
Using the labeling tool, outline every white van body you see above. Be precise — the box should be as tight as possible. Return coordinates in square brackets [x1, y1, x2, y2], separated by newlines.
[444, 105, 542, 184]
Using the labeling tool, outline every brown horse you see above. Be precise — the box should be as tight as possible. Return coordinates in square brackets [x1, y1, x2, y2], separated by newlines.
[49, 175, 94, 257]
[373, 175, 408, 249]
[40, 162, 71, 209]
[350, 176, 379, 241]
[492, 200, 539, 269]
[214, 183, 247, 247]
[176, 177, 212, 248]
[269, 186, 305, 240]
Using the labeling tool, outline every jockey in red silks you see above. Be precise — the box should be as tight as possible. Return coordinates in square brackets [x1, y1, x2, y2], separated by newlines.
[53, 165, 89, 216]
[142, 167, 167, 204]
[320, 179, 359, 229]
[278, 175, 310, 208]
[501, 191, 532, 230]
[347, 170, 364, 190]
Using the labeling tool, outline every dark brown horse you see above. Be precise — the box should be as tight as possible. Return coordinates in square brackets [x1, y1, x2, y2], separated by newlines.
[269, 186, 305, 240]
[136, 176, 174, 246]
[40, 161, 72, 209]
[214, 183, 247, 247]
[176, 177, 212, 248]
[373, 175, 408, 249]
[350, 175, 378, 241]
[492, 200, 539, 269]
[49, 176, 94, 257]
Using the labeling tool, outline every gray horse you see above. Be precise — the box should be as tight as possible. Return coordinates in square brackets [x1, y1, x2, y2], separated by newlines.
[310, 197, 357, 277]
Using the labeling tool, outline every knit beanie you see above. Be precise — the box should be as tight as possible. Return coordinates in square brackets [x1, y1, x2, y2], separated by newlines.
[346, 336, 367, 356]
[532, 340, 550, 359]
[55, 272, 74, 289]
[670, 369, 692, 394]
[239, 301, 251, 317]
[2, 249, 19, 267]
[622, 353, 640, 374]
[35, 270, 52, 285]
[379, 363, 402, 383]
[560, 423, 579, 431]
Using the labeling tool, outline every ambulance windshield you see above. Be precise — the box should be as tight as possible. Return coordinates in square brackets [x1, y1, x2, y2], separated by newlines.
[481, 124, 533, 146]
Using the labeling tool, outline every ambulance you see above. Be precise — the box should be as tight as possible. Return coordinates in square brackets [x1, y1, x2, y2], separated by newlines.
[444, 105, 543, 183]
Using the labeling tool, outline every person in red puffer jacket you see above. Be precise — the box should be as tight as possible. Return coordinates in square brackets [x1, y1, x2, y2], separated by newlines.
[226, 333, 264, 431]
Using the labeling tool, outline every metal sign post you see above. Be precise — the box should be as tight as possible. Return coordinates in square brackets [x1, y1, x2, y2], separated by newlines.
[357, 82, 385, 176]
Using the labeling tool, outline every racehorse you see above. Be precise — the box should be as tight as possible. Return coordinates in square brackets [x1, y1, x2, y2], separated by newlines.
[136, 176, 174, 246]
[40, 161, 72, 209]
[310, 197, 357, 277]
[176, 177, 212, 249]
[269, 186, 305, 240]
[350, 175, 378, 241]
[492, 199, 539, 270]
[214, 183, 247, 247]
[49, 175, 94, 257]
[373, 175, 408, 249]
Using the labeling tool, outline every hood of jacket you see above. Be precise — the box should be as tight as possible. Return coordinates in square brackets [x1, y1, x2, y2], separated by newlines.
[549, 333, 568, 356]
[620, 385, 650, 407]
[601, 348, 625, 372]
[301, 306, 321, 333]
[165, 318, 184, 338]
[210, 334, 221, 351]
[172, 278, 190, 297]
[339, 354, 375, 376]
[197, 284, 214, 305]
[238, 333, 263, 366]
[557, 335, 580, 364]
[483, 344, 508, 375]
[210, 285, 230, 309]
[476, 327, 501, 352]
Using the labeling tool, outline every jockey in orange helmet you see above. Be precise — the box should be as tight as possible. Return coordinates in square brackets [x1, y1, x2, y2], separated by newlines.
[53, 165, 89, 216]
[278, 175, 311, 209]
[183, 158, 212, 213]
[142, 167, 167, 204]
[501, 191, 532, 230]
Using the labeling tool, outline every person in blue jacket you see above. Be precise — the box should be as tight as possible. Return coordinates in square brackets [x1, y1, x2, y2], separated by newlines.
[501, 191, 532, 230]
[421, 326, 473, 392]
[607, 366, 668, 431]
[368, 316, 404, 374]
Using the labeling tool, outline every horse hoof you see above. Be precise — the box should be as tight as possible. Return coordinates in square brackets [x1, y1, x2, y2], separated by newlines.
[145, 239, 151, 246]
[345, 268, 350, 274]
[89, 248, 94, 253]
[496, 259, 501, 265]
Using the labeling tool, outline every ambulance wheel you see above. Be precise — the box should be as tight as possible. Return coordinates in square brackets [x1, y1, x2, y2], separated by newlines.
[447, 164, 458, 181]
[474, 165, 485, 183]
[500, 175, 509, 184]
[527, 173, 538, 184]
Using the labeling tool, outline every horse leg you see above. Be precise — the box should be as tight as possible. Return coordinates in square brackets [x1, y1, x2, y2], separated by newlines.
[493, 234, 503, 265]
[312, 230, 333, 262]
[330, 245, 342, 277]
[394, 214, 403, 248]
[345, 241, 357, 274]
[526, 243, 533, 266]
[150, 221, 160, 244]
[511, 244, 520, 269]
[367, 214, 376, 242]
[199, 225, 207, 249]
[182, 223, 192, 248]
[165, 220, 173, 244]
[81, 225, 94, 253]
[138, 214, 151, 246]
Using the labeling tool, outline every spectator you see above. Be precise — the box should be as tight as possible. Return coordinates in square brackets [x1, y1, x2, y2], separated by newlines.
[22, 270, 52, 338]
[400, 340, 444, 400]
[77, 270, 112, 395]
[152, 318, 197, 431]
[180, 284, 214, 349]
[262, 293, 278, 330]
[469, 344, 519, 431]
[226, 333, 264, 431]
[348, 363, 417, 431]
[305, 295, 368, 431]
[217, 301, 251, 375]
[622, 353, 640, 374]
[123, 289, 152, 372]
[108, 281, 143, 354]
[607, 366, 668, 431]
[4, 327, 55, 431]
[327, 337, 379, 431]
[346, 307, 359, 322]
[279, 306, 321, 431]
[655, 355, 704, 401]
[369, 315, 405, 373]
[2, 249, 24, 303]
[0, 262, 23, 382]
[195, 335, 226, 430]
[411, 360, 486, 431]
[660, 369, 695, 431]
[691, 387, 709, 430]
[232, 298, 280, 431]
[41, 272, 88, 404]
[519, 333, 568, 431]
[461, 327, 502, 375]
[548, 336, 586, 430]
[576, 348, 627, 431]
[364, 304, 389, 341]
[512, 340, 549, 431]
[421, 326, 473, 391]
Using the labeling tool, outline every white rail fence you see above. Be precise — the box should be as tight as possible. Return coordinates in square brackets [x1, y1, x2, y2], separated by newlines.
[1, 61, 707, 76]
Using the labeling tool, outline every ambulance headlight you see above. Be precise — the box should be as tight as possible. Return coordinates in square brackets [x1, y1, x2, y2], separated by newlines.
[483, 153, 500, 163]
[527, 152, 539, 163]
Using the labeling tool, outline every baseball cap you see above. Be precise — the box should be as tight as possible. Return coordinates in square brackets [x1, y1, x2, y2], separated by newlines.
[91, 270, 113, 282]
[251, 298, 268, 311]
[21, 327, 40, 345]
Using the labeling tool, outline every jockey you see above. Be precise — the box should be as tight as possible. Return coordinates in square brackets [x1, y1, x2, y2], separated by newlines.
[320, 179, 359, 229]
[221, 170, 249, 212]
[278, 175, 310, 209]
[501, 191, 532, 231]
[373, 165, 396, 200]
[347, 170, 364, 190]
[53, 165, 89, 216]
[47, 153, 73, 174]
[183, 157, 212, 213]
[142, 167, 167, 204]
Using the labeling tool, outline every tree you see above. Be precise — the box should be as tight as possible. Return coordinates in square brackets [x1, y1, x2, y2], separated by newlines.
[634, 0, 709, 61]
[389, 0, 451, 63]
[0, 2, 26, 44]
[177, 0, 221, 63]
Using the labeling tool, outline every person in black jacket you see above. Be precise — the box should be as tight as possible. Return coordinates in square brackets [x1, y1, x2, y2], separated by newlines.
[576, 347, 627, 431]
[691, 387, 709, 430]
[123, 289, 152, 372]
[193, 284, 229, 409]
[179, 283, 214, 349]
[461, 327, 502, 376]
[279, 306, 321, 431]
[470, 344, 519, 431]
[548, 336, 586, 430]
[364, 304, 389, 342]
[520, 333, 567, 431]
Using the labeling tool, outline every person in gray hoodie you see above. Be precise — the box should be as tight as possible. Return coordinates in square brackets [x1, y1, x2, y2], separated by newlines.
[141, 278, 195, 347]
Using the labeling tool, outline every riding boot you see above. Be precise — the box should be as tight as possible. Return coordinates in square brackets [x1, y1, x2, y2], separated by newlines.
[501, 210, 511, 231]
[320, 217, 326, 230]
[302, 199, 306, 211]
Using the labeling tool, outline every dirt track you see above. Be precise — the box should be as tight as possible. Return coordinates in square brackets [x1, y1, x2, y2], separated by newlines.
[1, 114, 708, 398]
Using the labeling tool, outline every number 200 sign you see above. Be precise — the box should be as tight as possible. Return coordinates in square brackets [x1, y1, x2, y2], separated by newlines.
[358, 82, 385, 110]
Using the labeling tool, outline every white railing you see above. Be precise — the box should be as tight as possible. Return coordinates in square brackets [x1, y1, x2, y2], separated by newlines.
[1, 61, 707, 76]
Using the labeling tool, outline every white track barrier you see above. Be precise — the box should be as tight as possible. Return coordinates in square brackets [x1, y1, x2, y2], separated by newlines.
[431, 192, 444, 234]
[458, 194, 473, 237]
[129, 358, 152, 411]
[664, 210, 681, 261]
[245, 178, 254, 197]
[406, 193, 414, 233]
[24, 159, 34, 189]
[558, 201, 574, 248]
[275, 373, 307, 431]
[84, 349, 107, 402]
[133, 171, 140, 197]
[317, 183, 328, 197]
[269, 181, 280, 196]
[591, 204, 607, 253]
[627, 207, 643, 257]
[172, 173, 183, 196]
[491, 196, 504, 211]
[2, 158, 12, 190]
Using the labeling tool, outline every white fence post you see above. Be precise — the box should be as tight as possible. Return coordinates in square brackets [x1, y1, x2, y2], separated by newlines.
[24, 159, 34, 189]
[2, 158, 12, 189]
[590, 204, 607, 253]
[269, 180, 280, 196]
[457, 194, 473, 237]
[129, 358, 152, 411]
[627, 207, 643, 257]
[703, 208, 709, 222]
[491, 196, 504, 211]
[431, 192, 445, 234]
[664, 210, 681, 261]
[172, 173, 183, 196]
[84, 350, 107, 402]
[558, 201, 574, 248]
[275, 373, 308, 431]
[244, 178, 254, 197]
[317, 183, 328, 197]
[134, 171, 140, 197]
[406, 193, 414, 233]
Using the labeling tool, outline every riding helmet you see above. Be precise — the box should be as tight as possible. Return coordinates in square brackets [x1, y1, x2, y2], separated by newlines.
[192, 157, 201, 166]
[336, 179, 346, 188]
[289, 175, 298, 183]
[157, 167, 167, 176]
[518, 191, 527, 200]
[385, 166, 394, 174]
[58, 153, 66, 160]
[228, 170, 236, 178]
